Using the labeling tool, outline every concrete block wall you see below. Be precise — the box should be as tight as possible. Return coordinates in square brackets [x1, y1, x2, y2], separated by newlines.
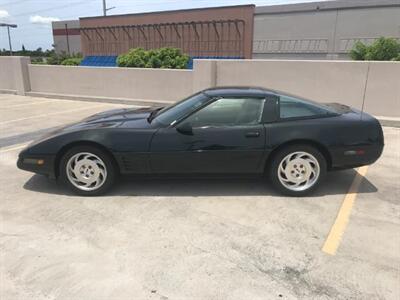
[363, 62, 400, 117]
[0, 56, 31, 95]
[212, 59, 400, 117]
[0, 56, 399, 117]
[28, 65, 193, 102]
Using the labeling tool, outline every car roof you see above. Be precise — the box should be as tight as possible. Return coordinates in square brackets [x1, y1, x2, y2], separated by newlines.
[202, 86, 277, 98]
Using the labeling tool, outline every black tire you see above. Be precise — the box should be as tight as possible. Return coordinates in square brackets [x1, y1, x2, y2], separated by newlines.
[59, 145, 117, 196]
[268, 144, 327, 197]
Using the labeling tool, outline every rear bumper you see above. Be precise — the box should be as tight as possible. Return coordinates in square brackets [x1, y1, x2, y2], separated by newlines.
[17, 150, 56, 179]
[330, 143, 384, 170]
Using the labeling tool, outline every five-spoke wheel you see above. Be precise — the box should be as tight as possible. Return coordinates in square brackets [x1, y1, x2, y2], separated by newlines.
[66, 152, 108, 191]
[269, 145, 326, 196]
[59, 146, 116, 196]
[278, 151, 320, 192]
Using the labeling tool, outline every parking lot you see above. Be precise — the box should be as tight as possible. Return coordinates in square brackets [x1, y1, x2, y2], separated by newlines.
[0, 94, 399, 300]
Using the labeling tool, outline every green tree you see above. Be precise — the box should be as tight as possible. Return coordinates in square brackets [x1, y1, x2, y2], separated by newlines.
[349, 41, 367, 60]
[365, 37, 400, 60]
[47, 51, 82, 65]
[21, 45, 27, 55]
[392, 53, 400, 61]
[117, 47, 189, 69]
[60, 57, 83, 66]
[350, 37, 400, 61]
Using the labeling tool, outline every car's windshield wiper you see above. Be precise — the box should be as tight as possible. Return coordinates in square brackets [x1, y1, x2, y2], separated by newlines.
[147, 107, 163, 123]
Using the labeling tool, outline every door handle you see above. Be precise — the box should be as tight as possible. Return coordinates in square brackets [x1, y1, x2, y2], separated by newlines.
[245, 131, 260, 138]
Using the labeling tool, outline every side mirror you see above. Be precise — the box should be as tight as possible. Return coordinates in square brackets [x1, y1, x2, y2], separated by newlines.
[176, 122, 193, 135]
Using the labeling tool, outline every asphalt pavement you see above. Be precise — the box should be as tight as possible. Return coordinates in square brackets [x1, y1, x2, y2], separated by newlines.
[0, 94, 399, 300]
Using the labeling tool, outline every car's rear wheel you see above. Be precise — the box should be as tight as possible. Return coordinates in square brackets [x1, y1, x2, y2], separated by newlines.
[59, 146, 116, 196]
[269, 145, 326, 196]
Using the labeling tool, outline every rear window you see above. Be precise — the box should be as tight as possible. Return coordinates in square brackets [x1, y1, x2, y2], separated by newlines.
[279, 95, 335, 119]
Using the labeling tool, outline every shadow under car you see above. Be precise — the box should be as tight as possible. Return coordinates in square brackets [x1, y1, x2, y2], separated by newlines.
[23, 169, 378, 198]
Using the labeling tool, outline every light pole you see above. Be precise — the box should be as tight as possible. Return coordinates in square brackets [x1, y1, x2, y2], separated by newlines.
[102, 0, 115, 16]
[0, 23, 17, 56]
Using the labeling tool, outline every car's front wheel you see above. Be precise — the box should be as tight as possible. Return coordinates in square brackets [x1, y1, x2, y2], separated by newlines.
[269, 145, 327, 196]
[59, 145, 116, 196]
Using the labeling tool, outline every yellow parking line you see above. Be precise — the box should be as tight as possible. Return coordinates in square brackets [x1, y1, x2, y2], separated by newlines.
[322, 166, 369, 255]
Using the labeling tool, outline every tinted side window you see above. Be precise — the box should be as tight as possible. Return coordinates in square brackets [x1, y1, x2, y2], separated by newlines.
[279, 95, 329, 119]
[185, 97, 264, 127]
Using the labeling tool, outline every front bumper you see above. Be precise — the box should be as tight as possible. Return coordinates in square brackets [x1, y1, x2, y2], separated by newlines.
[17, 150, 56, 179]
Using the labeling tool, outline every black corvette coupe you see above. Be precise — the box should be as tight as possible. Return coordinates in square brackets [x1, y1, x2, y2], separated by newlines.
[17, 87, 384, 196]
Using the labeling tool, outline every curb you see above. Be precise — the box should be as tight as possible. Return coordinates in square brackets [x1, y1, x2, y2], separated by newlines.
[25, 92, 173, 107]
[377, 118, 400, 128]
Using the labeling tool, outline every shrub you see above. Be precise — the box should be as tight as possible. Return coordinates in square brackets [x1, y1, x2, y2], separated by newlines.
[350, 37, 400, 61]
[47, 51, 68, 65]
[392, 53, 400, 61]
[117, 47, 189, 69]
[31, 57, 46, 64]
[349, 41, 367, 61]
[47, 52, 82, 65]
[31, 61, 46, 65]
[60, 57, 83, 66]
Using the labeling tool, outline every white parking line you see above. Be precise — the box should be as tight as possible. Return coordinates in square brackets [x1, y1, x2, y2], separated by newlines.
[1, 100, 54, 108]
[0, 142, 30, 153]
[0, 105, 108, 125]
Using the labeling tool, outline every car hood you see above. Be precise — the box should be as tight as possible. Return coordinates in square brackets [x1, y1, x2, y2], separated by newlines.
[83, 106, 155, 123]
[66, 106, 159, 130]
[26, 107, 157, 148]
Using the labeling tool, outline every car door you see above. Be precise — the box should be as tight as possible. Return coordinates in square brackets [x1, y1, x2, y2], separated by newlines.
[149, 96, 267, 174]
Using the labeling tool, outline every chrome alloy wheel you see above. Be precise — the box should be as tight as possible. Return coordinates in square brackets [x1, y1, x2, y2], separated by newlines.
[277, 151, 320, 192]
[66, 152, 107, 191]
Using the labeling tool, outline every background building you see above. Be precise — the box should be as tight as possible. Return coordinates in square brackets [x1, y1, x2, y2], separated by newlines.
[51, 5, 255, 59]
[52, 0, 400, 61]
[52, 20, 81, 55]
[78, 5, 255, 59]
[253, 0, 400, 59]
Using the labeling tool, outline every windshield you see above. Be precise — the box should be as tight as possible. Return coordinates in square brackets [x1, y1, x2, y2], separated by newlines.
[154, 92, 210, 125]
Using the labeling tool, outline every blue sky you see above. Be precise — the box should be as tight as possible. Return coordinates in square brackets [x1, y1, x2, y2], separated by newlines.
[0, 0, 327, 51]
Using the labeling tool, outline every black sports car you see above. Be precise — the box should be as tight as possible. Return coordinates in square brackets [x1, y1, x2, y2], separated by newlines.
[17, 87, 384, 196]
